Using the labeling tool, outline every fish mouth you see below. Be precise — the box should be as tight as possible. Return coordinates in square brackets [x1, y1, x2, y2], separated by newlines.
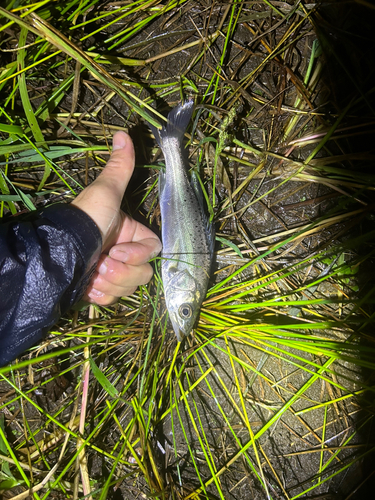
[170, 321, 187, 342]
[169, 314, 193, 342]
[174, 328, 185, 343]
[169, 314, 186, 342]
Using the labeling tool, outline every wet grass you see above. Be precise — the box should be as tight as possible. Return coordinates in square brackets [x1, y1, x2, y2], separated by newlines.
[1, 0, 375, 499]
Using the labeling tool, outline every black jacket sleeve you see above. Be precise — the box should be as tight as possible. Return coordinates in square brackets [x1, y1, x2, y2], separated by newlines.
[0, 204, 102, 366]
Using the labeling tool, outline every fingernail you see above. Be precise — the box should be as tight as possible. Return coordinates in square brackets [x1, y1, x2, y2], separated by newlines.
[112, 132, 127, 151]
[111, 250, 128, 262]
[88, 288, 104, 298]
[98, 259, 108, 275]
[149, 247, 162, 260]
[150, 240, 163, 260]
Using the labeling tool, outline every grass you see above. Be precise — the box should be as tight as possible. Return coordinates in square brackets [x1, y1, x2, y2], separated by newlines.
[1, 0, 375, 499]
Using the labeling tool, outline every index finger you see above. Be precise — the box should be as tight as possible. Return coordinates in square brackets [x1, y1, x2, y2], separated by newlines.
[109, 237, 162, 265]
[109, 216, 161, 263]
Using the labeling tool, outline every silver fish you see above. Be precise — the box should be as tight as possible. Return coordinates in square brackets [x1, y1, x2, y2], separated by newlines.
[150, 101, 214, 342]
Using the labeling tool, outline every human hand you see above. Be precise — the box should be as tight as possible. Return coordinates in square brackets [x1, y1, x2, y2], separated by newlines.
[71, 132, 161, 305]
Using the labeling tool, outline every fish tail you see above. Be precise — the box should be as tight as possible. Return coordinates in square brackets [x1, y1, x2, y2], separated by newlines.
[150, 99, 194, 148]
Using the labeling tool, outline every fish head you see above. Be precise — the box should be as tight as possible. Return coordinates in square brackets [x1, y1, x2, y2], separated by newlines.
[164, 268, 202, 342]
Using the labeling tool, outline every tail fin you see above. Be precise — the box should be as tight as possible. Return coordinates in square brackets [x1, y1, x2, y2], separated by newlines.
[150, 100, 194, 148]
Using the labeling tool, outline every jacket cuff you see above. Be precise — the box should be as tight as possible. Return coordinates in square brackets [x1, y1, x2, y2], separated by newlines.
[38, 203, 102, 268]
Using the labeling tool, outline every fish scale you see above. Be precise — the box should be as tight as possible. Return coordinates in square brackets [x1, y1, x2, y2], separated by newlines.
[149, 100, 214, 341]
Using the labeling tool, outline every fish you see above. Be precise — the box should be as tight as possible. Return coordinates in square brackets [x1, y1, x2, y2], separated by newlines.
[150, 100, 214, 342]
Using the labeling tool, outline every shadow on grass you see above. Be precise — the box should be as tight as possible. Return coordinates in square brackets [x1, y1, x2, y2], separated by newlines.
[314, 1, 375, 498]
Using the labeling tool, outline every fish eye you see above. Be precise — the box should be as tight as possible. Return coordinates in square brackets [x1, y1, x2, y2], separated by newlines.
[179, 303, 192, 319]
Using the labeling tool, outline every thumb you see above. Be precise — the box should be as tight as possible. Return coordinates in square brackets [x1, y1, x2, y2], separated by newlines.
[96, 131, 135, 204]
[71, 131, 135, 238]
